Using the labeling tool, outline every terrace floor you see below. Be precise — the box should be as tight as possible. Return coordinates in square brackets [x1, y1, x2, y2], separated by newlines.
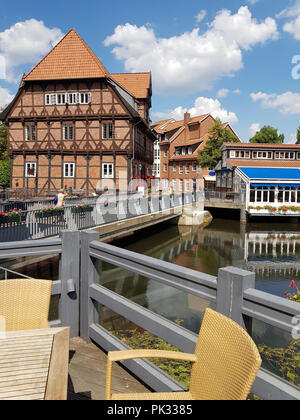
[68, 338, 151, 400]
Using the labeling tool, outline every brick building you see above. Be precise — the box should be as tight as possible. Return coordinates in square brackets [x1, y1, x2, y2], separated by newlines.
[152, 113, 238, 192]
[0, 29, 156, 195]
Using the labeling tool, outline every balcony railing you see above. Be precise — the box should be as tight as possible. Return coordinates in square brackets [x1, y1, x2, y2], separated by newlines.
[0, 230, 299, 400]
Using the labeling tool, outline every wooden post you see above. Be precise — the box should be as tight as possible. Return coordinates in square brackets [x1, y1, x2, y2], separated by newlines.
[59, 230, 80, 337]
[216, 266, 255, 333]
[80, 230, 100, 342]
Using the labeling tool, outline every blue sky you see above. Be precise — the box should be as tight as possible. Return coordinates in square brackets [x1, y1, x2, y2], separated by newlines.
[1, 0, 300, 143]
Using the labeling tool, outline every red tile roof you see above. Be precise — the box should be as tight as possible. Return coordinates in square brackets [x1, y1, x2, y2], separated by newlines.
[110, 73, 151, 100]
[24, 29, 110, 81]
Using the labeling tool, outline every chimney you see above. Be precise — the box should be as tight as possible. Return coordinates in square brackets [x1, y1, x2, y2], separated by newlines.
[184, 112, 190, 141]
[184, 112, 191, 125]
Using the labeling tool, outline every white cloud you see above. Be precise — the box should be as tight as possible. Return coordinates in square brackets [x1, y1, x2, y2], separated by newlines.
[104, 6, 278, 95]
[287, 132, 297, 144]
[217, 88, 230, 98]
[0, 86, 14, 108]
[249, 122, 260, 137]
[277, 1, 300, 40]
[283, 17, 300, 40]
[217, 88, 241, 98]
[251, 91, 300, 114]
[247, 0, 261, 5]
[0, 19, 63, 83]
[195, 10, 207, 24]
[153, 96, 238, 125]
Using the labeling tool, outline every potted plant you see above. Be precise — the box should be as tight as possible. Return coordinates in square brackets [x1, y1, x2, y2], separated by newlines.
[35, 206, 64, 219]
[0, 209, 25, 225]
[284, 280, 300, 303]
[71, 203, 94, 214]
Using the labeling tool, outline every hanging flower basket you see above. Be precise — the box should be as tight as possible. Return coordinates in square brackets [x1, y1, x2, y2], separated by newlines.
[0, 209, 26, 225]
[35, 206, 64, 219]
[71, 204, 93, 214]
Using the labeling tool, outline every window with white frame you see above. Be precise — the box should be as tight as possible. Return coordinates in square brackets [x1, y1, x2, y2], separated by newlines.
[185, 163, 190, 174]
[173, 163, 177, 172]
[179, 163, 183, 175]
[45, 92, 91, 106]
[25, 163, 36, 178]
[179, 179, 183, 192]
[62, 124, 74, 140]
[102, 163, 114, 179]
[164, 163, 167, 172]
[24, 125, 36, 141]
[185, 179, 190, 192]
[64, 163, 75, 178]
[172, 179, 177, 191]
[192, 162, 197, 172]
[102, 122, 114, 139]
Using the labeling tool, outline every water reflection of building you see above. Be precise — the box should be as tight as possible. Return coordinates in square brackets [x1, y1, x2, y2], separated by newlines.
[244, 232, 300, 276]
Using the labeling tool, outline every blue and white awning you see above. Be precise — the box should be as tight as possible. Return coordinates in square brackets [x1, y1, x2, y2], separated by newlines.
[238, 167, 300, 187]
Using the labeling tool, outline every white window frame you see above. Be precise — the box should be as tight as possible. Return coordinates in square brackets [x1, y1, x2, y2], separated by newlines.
[102, 163, 114, 179]
[64, 163, 75, 178]
[62, 124, 74, 141]
[179, 163, 183, 175]
[163, 163, 167, 173]
[25, 163, 36, 178]
[102, 122, 115, 139]
[179, 180, 183, 192]
[192, 162, 197, 172]
[185, 163, 190, 174]
[24, 125, 36, 141]
[45, 92, 91, 106]
[230, 151, 236, 158]
[173, 163, 177, 173]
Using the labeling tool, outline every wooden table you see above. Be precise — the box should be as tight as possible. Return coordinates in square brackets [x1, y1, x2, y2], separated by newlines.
[0, 327, 69, 400]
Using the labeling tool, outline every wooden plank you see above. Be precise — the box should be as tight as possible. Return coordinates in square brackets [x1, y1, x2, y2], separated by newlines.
[3, 327, 66, 339]
[0, 382, 47, 394]
[0, 338, 53, 349]
[0, 357, 50, 369]
[45, 327, 69, 400]
[5, 393, 45, 401]
[0, 368, 49, 378]
[0, 346, 52, 355]
[0, 387, 46, 399]
[0, 373, 48, 385]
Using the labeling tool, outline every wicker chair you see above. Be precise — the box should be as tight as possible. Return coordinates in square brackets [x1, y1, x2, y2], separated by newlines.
[105, 308, 262, 400]
[0, 278, 52, 331]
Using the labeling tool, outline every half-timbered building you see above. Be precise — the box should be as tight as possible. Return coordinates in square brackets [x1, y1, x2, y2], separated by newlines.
[0, 29, 156, 195]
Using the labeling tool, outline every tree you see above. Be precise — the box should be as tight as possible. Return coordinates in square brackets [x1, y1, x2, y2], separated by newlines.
[296, 126, 300, 145]
[249, 125, 284, 144]
[198, 118, 240, 169]
[0, 122, 7, 160]
[0, 159, 10, 188]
